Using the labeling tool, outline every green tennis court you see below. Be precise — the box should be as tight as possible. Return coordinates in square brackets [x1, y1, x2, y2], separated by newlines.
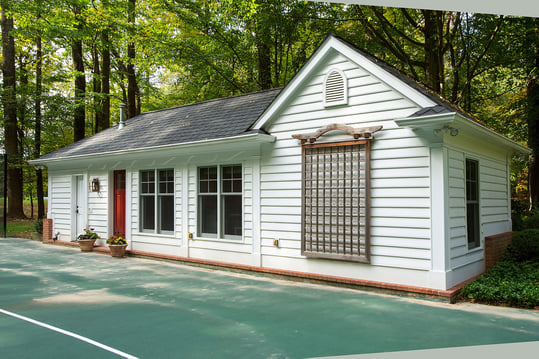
[1, 238, 538, 358]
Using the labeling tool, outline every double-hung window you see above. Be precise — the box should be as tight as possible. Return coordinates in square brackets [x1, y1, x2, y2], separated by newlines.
[140, 169, 174, 234]
[466, 159, 480, 249]
[198, 165, 242, 239]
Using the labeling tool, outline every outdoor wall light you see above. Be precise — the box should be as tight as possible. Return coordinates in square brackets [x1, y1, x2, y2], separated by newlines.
[434, 126, 459, 137]
[90, 178, 100, 192]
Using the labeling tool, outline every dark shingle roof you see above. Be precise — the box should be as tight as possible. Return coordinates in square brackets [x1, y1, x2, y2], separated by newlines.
[38, 88, 281, 161]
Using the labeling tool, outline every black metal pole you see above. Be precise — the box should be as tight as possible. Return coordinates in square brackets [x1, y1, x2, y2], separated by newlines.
[3, 153, 7, 238]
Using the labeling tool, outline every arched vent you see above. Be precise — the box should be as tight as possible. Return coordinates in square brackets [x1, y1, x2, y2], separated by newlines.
[324, 69, 347, 106]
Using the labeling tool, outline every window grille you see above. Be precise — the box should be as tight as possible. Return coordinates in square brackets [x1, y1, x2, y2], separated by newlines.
[324, 69, 347, 106]
[302, 141, 370, 262]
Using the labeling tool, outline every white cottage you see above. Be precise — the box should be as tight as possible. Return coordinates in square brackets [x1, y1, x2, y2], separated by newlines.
[31, 34, 529, 294]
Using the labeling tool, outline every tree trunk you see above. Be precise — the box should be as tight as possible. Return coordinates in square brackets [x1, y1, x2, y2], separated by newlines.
[127, 0, 138, 119]
[1, 3, 25, 218]
[257, 39, 272, 89]
[72, 5, 86, 142]
[528, 34, 539, 206]
[101, 31, 111, 129]
[35, 34, 45, 219]
[422, 9, 442, 93]
[92, 45, 103, 133]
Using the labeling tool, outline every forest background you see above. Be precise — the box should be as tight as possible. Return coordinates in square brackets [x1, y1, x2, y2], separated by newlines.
[1, 0, 538, 221]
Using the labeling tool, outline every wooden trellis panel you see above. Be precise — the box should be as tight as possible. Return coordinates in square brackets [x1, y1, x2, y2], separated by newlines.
[302, 140, 370, 263]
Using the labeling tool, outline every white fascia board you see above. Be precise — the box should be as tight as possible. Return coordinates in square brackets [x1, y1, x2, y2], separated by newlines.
[29, 133, 276, 167]
[396, 113, 530, 155]
[329, 38, 436, 109]
[452, 114, 530, 154]
[252, 35, 436, 131]
[251, 39, 335, 130]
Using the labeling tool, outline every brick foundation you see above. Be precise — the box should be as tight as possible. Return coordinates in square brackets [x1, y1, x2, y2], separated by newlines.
[484, 232, 514, 270]
[42, 218, 53, 242]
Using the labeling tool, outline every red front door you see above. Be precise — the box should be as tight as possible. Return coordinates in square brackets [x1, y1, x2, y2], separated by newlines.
[113, 170, 126, 237]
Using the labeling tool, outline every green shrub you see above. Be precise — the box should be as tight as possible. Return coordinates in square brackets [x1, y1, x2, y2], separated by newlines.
[460, 259, 539, 308]
[34, 219, 43, 234]
[505, 229, 539, 262]
[523, 214, 539, 230]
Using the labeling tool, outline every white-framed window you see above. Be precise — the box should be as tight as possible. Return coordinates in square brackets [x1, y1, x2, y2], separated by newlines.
[198, 164, 242, 239]
[302, 140, 370, 263]
[324, 68, 348, 107]
[140, 169, 174, 234]
[466, 159, 480, 249]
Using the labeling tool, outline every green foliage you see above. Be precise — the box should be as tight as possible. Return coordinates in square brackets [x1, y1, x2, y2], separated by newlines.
[77, 229, 99, 240]
[523, 213, 539, 230]
[461, 228, 539, 308]
[460, 259, 539, 308]
[34, 218, 43, 234]
[505, 229, 539, 262]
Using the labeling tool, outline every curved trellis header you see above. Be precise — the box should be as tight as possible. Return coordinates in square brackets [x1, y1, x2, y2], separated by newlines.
[292, 123, 383, 144]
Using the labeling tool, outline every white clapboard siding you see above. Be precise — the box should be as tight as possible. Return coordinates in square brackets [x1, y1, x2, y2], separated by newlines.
[259, 51, 432, 271]
[448, 149, 468, 266]
[448, 148, 510, 269]
[87, 171, 108, 237]
[480, 158, 510, 232]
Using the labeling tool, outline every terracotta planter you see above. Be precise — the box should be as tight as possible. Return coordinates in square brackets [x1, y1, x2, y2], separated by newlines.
[78, 239, 96, 252]
[108, 244, 128, 258]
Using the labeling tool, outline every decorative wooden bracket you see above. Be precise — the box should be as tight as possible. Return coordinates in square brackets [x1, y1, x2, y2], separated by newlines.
[292, 123, 383, 144]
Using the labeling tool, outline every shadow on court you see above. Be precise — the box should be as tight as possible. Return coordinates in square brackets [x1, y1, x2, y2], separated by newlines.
[1, 238, 538, 359]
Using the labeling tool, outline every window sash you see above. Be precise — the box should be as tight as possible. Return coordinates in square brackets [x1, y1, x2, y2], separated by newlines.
[466, 159, 480, 249]
[198, 165, 242, 239]
[301, 141, 370, 263]
[140, 169, 174, 234]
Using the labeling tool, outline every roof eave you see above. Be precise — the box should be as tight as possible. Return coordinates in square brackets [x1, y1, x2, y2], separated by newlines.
[29, 133, 277, 166]
[396, 113, 531, 155]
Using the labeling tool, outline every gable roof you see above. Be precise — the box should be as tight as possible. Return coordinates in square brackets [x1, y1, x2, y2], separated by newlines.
[35, 88, 280, 162]
[252, 34, 491, 131]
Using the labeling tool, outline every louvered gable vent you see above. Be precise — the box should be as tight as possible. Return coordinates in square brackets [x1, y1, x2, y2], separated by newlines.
[324, 69, 347, 106]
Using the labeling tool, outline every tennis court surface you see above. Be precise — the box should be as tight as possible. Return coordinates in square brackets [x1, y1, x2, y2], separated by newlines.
[1, 238, 538, 358]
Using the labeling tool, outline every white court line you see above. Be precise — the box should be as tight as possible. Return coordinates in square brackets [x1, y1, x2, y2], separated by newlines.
[0, 308, 138, 359]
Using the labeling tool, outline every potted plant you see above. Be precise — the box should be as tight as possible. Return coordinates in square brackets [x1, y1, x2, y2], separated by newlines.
[107, 235, 128, 258]
[77, 229, 99, 252]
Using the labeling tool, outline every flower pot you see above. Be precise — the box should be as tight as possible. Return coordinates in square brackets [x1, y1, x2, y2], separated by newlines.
[108, 244, 128, 258]
[79, 239, 96, 252]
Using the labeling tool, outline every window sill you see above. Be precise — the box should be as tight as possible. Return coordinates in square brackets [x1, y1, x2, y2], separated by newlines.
[193, 236, 244, 244]
[135, 232, 176, 239]
[466, 246, 483, 254]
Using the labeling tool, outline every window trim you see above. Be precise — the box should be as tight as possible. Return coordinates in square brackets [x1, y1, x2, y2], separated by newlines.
[301, 140, 371, 263]
[197, 164, 243, 240]
[139, 168, 175, 235]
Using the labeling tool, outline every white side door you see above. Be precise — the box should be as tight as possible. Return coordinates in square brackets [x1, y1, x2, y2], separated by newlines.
[74, 175, 86, 237]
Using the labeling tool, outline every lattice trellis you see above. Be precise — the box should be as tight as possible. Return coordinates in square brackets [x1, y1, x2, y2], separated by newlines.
[301, 140, 371, 263]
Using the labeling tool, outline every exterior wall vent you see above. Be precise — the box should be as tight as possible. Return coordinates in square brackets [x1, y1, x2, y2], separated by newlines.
[324, 69, 348, 107]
